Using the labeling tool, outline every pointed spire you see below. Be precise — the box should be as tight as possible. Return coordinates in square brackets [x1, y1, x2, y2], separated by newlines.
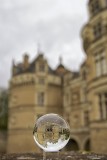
[36, 42, 45, 59]
[59, 55, 63, 64]
[12, 59, 15, 66]
[37, 42, 41, 55]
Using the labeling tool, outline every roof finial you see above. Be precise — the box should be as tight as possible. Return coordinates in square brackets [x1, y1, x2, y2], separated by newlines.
[59, 55, 63, 64]
[12, 59, 15, 66]
[37, 42, 41, 54]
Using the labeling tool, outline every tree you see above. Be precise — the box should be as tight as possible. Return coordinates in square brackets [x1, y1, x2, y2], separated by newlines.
[0, 89, 8, 130]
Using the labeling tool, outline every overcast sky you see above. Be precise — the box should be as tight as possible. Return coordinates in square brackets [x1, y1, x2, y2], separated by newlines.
[0, 0, 89, 88]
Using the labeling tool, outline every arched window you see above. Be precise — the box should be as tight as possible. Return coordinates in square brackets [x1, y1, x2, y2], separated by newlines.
[65, 139, 79, 151]
[84, 139, 90, 151]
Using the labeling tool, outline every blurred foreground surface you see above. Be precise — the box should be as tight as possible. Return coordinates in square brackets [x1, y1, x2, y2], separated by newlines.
[0, 152, 107, 160]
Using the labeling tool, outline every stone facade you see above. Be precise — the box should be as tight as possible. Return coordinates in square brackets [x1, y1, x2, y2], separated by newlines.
[82, 0, 107, 153]
[7, 53, 67, 153]
[7, 0, 107, 154]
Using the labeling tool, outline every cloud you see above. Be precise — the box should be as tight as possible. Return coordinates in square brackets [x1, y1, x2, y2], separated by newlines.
[0, 0, 88, 87]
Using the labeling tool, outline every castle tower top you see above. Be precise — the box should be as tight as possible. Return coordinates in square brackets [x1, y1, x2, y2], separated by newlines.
[88, 0, 107, 18]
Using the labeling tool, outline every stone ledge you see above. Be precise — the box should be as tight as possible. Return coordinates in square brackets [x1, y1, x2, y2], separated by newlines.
[0, 152, 107, 160]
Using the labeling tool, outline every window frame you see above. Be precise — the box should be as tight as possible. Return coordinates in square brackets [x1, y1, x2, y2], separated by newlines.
[95, 52, 107, 77]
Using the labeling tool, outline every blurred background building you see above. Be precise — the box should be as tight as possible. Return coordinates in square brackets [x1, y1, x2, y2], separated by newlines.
[1, 0, 107, 154]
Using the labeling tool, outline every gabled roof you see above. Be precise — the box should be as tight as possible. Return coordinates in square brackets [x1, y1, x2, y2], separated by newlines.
[13, 53, 58, 76]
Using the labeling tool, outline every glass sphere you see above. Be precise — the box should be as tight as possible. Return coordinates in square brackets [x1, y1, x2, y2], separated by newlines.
[33, 113, 70, 152]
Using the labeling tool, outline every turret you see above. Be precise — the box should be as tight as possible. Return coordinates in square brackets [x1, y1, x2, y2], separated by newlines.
[11, 59, 17, 76]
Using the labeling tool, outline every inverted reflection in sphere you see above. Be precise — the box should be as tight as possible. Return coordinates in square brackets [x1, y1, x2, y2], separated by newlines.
[33, 113, 70, 152]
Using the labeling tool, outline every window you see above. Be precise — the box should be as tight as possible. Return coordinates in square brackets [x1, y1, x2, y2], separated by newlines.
[101, 56, 107, 74]
[84, 111, 89, 126]
[46, 126, 53, 132]
[38, 78, 45, 84]
[99, 93, 107, 120]
[95, 52, 107, 77]
[91, 1, 100, 15]
[93, 22, 102, 39]
[38, 92, 45, 106]
[39, 64, 45, 72]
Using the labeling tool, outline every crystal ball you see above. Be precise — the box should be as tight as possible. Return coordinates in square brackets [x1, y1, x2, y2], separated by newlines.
[33, 113, 70, 152]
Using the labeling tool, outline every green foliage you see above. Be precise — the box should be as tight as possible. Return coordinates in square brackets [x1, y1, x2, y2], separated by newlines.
[0, 90, 8, 130]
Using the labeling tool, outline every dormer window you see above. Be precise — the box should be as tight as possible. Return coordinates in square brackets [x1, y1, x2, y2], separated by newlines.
[38, 92, 45, 106]
[38, 78, 45, 84]
[39, 63, 45, 72]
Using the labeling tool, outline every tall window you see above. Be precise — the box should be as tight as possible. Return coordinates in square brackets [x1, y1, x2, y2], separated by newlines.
[38, 78, 45, 84]
[91, 1, 100, 15]
[39, 64, 45, 72]
[99, 93, 107, 120]
[101, 56, 107, 74]
[38, 92, 45, 106]
[93, 22, 102, 39]
[95, 52, 107, 77]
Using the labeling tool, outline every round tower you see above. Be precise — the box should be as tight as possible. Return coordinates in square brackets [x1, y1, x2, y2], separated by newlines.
[82, 0, 107, 153]
[7, 53, 64, 153]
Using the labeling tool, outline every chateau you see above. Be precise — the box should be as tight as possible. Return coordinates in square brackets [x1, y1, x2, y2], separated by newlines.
[7, 0, 107, 154]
